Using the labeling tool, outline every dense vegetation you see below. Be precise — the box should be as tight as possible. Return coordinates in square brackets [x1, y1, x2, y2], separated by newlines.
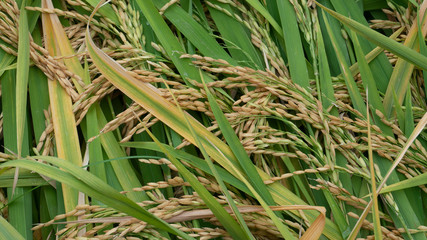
[0, 0, 426, 239]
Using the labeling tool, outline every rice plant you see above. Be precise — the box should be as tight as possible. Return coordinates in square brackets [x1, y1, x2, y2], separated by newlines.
[0, 0, 426, 239]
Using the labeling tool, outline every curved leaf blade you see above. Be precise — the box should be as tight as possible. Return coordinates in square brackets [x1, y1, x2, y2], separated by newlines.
[0, 158, 193, 240]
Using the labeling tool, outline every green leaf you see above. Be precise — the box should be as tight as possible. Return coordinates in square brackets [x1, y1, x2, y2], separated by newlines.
[1, 69, 33, 239]
[316, 18, 336, 111]
[135, 0, 215, 83]
[202, 76, 296, 239]
[83, 60, 107, 206]
[277, 0, 310, 89]
[404, 87, 415, 137]
[6, 187, 33, 240]
[207, 2, 263, 69]
[0, 169, 48, 187]
[322, 11, 366, 114]
[96, 108, 148, 202]
[16, 1, 30, 158]
[362, 0, 388, 10]
[144, 126, 250, 240]
[346, 27, 404, 78]
[380, 172, 427, 194]
[0, 216, 25, 240]
[186, 79, 254, 239]
[329, 0, 392, 92]
[351, 30, 392, 135]
[317, 2, 427, 71]
[365, 88, 382, 240]
[244, 0, 283, 37]
[382, 3, 427, 117]
[151, 0, 237, 65]
[1, 158, 193, 240]
[418, 8, 427, 102]
[393, 89, 406, 132]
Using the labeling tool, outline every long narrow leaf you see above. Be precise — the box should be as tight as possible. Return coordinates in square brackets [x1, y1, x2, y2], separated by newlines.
[351, 30, 391, 133]
[366, 90, 382, 240]
[44, 0, 146, 203]
[322, 12, 366, 114]
[83, 60, 106, 206]
[1, 68, 33, 239]
[380, 172, 427, 194]
[316, 18, 335, 111]
[96, 108, 147, 201]
[16, 1, 30, 158]
[144, 126, 249, 239]
[0, 158, 193, 240]
[42, 0, 82, 213]
[277, 0, 310, 89]
[203, 79, 297, 239]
